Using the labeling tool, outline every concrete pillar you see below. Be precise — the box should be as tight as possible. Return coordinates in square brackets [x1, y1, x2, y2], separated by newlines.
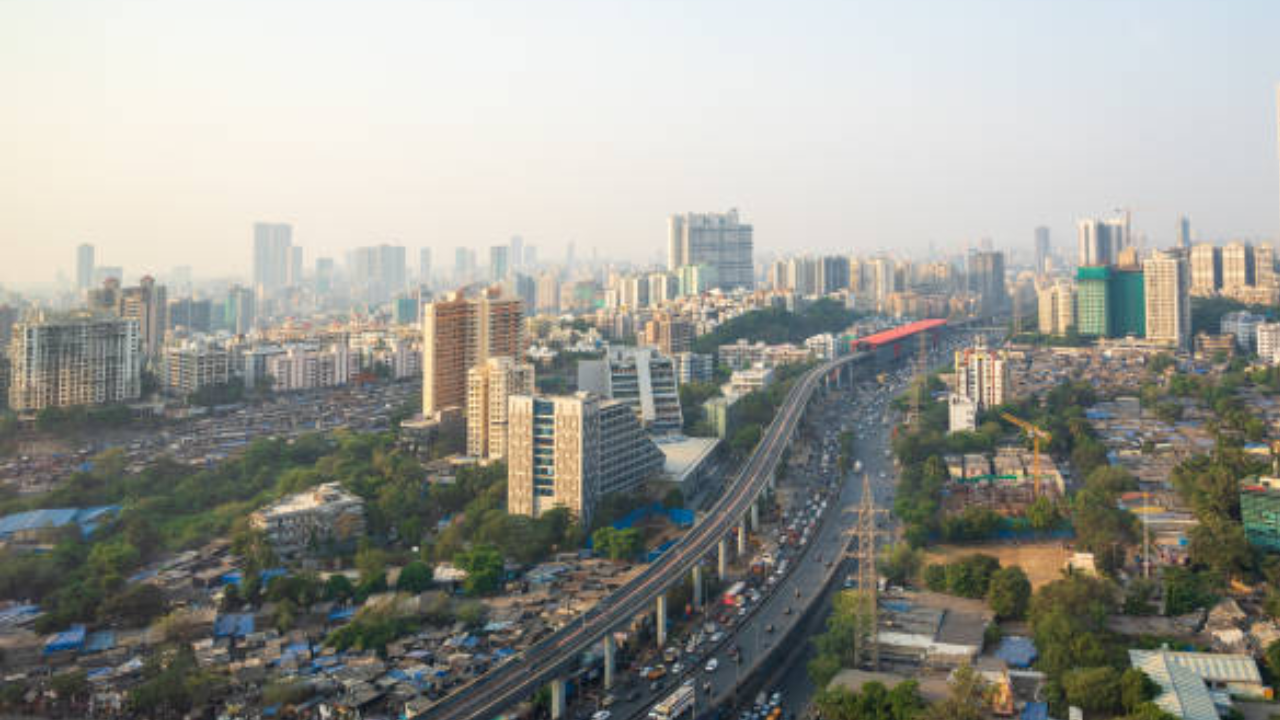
[692, 565, 704, 610]
[550, 677, 566, 720]
[656, 594, 668, 648]
[718, 538, 728, 579]
[737, 520, 747, 556]
[750, 500, 760, 531]
[603, 634, 616, 690]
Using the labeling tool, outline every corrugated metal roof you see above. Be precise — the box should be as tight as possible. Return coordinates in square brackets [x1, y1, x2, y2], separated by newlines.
[1130, 649, 1233, 720]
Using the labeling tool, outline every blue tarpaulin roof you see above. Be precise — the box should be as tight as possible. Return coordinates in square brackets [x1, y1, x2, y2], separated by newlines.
[260, 568, 289, 582]
[328, 606, 356, 622]
[213, 613, 254, 638]
[1021, 702, 1048, 720]
[994, 636, 1038, 668]
[44, 625, 86, 654]
[0, 604, 39, 625]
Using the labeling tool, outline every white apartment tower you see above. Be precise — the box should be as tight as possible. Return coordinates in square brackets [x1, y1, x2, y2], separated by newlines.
[8, 313, 142, 411]
[466, 357, 535, 460]
[1144, 250, 1192, 350]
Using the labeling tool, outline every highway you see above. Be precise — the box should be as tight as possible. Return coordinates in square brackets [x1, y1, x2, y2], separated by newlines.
[412, 351, 871, 720]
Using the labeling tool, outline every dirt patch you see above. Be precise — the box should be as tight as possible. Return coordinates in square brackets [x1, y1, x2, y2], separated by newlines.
[923, 541, 1070, 590]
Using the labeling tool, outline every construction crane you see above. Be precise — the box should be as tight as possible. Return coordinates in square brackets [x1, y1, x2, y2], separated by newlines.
[1000, 412, 1052, 498]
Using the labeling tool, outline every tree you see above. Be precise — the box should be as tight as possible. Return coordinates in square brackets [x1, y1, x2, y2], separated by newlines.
[1025, 496, 1059, 531]
[1061, 666, 1122, 715]
[1120, 668, 1161, 714]
[592, 527, 644, 561]
[944, 554, 1000, 599]
[1188, 514, 1252, 580]
[1028, 575, 1120, 680]
[99, 583, 168, 627]
[1162, 567, 1218, 616]
[923, 564, 947, 593]
[922, 664, 986, 720]
[325, 573, 355, 602]
[396, 561, 434, 594]
[880, 544, 922, 586]
[987, 566, 1031, 620]
[456, 544, 504, 596]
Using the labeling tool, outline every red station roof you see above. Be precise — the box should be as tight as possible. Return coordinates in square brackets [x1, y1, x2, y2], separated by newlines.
[855, 318, 948, 349]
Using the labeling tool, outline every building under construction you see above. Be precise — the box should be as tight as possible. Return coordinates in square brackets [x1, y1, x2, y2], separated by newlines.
[940, 448, 1064, 517]
[7, 312, 142, 412]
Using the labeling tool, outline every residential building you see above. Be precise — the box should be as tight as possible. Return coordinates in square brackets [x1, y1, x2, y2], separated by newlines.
[419, 247, 432, 283]
[535, 272, 561, 315]
[465, 357, 535, 460]
[729, 366, 775, 395]
[1220, 311, 1265, 352]
[676, 263, 719, 296]
[1036, 281, 1075, 336]
[1222, 242, 1255, 292]
[1257, 323, 1280, 364]
[578, 346, 683, 434]
[490, 245, 510, 282]
[672, 352, 714, 384]
[1144, 250, 1192, 350]
[421, 289, 525, 415]
[265, 343, 353, 392]
[118, 276, 168, 360]
[645, 313, 694, 356]
[226, 285, 257, 334]
[250, 482, 366, 557]
[163, 339, 234, 397]
[953, 339, 1010, 410]
[168, 297, 213, 334]
[507, 393, 663, 525]
[1077, 214, 1129, 266]
[1243, 477, 1280, 551]
[1178, 216, 1191, 249]
[350, 244, 407, 305]
[667, 209, 754, 290]
[948, 394, 978, 434]
[1190, 243, 1221, 296]
[8, 313, 142, 411]
[1033, 226, 1050, 275]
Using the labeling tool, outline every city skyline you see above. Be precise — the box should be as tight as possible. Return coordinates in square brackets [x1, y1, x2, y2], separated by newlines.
[2, 1, 1280, 286]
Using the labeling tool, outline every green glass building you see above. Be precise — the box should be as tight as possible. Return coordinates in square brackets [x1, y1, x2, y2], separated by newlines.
[1075, 266, 1145, 338]
[1242, 480, 1280, 552]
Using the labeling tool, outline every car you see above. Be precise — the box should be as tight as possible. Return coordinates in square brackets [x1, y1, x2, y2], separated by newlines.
[765, 624, 774, 633]
[711, 631, 725, 643]
[783, 606, 792, 615]
[705, 658, 719, 672]
[601, 695, 615, 708]
[592, 711, 611, 720]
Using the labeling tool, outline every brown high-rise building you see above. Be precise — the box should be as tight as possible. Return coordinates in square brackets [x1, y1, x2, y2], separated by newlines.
[645, 312, 694, 356]
[421, 288, 525, 416]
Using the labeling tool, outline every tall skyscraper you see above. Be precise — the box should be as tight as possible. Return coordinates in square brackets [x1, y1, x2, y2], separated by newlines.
[1036, 281, 1075, 336]
[489, 245, 510, 282]
[1178, 216, 1192, 249]
[454, 247, 477, 281]
[509, 235, 524, 272]
[8, 313, 142, 411]
[967, 251, 1008, 317]
[252, 222, 294, 296]
[667, 209, 754, 290]
[466, 357, 535, 460]
[1144, 250, 1191, 350]
[1222, 241, 1255, 291]
[76, 244, 95, 292]
[1076, 216, 1129, 267]
[1034, 227, 1051, 274]
[226, 285, 257, 334]
[421, 289, 525, 415]
[419, 248, 432, 283]
[350, 244, 407, 304]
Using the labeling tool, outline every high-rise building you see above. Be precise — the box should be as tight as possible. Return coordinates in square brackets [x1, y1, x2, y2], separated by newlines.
[1178, 216, 1192, 249]
[507, 392, 664, 525]
[1222, 242, 1255, 292]
[350, 244, 407, 304]
[454, 247, 477, 281]
[76, 244, 95, 292]
[226, 285, 257, 334]
[168, 298, 214, 334]
[1034, 227, 1051, 275]
[8, 313, 142, 411]
[577, 346, 683, 434]
[646, 313, 694, 356]
[953, 339, 1010, 410]
[315, 257, 335, 295]
[510, 235, 524, 272]
[1221, 310, 1266, 352]
[421, 289, 525, 415]
[490, 245, 510, 282]
[419, 248, 432, 284]
[667, 209, 754, 290]
[1257, 322, 1280, 364]
[162, 338, 233, 397]
[1190, 244, 1222, 296]
[1255, 244, 1277, 290]
[252, 222, 294, 296]
[1077, 215, 1129, 266]
[288, 245, 304, 288]
[466, 357, 535, 460]
[119, 276, 168, 360]
[1036, 281, 1075, 336]
[523, 245, 537, 269]
[1144, 250, 1192, 350]
[1075, 266, 1145, 338]
[967, 251, 1008, 317]
[535, 272, 561, 315]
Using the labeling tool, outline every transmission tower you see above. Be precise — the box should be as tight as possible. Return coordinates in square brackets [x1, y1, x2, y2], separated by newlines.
[908, 331, 929, 430]
[852, 473, 890, 670]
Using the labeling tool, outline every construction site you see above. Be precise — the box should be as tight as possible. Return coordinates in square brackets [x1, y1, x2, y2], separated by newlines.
[939, 447, 1065, 517]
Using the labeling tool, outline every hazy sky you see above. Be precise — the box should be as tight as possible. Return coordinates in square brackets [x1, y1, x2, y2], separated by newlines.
[2, 0, 1278, 286]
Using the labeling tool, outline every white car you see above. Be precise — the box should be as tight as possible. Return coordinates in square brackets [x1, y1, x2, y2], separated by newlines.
[705, 658, 719, 672]
[592, 712, 611, 720]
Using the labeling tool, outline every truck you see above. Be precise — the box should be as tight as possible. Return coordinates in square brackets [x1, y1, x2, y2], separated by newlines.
[854, 460, 863, 474]
[722, 581, 747, 606]
[650, 685, 695, 720]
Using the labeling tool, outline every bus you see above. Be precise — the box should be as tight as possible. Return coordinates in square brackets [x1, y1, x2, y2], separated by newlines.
[650, 685, 695, 720]
[722, 581, 747, 606]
